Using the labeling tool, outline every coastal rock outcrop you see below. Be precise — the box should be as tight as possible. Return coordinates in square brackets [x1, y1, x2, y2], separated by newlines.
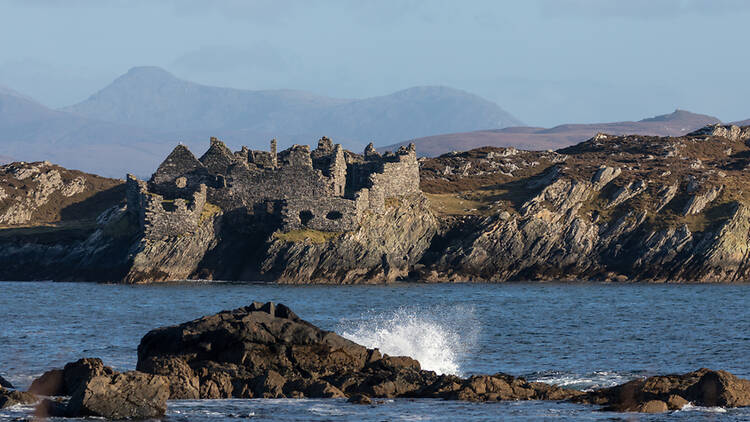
[30, 358, 115, 396]
[3, 124, 750, 284]
[574, 368, 750, 411]
[136, 301, 430, 399]
[28, 359, 168, 419]
[0, 375, 12, 389]
[65, 371, 168, 419]
[0, 387, 36, 409]
[136, 302, 750, 414]
[136, 302, 577, 402]
[261, 193, 438, 283]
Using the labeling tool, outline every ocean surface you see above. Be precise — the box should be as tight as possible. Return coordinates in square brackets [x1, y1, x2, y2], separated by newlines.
[1, 281, 749, 421]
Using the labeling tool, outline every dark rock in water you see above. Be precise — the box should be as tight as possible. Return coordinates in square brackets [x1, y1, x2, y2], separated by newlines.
[28, 359, 167, 419]
[135, 301, 750, 414]
[29, 369, 64, 396]
[137, 301, 391, 399]
[29, 357, 114, 396]
[136, 301, 574, 402]
[0, 375, 13, 389]
[34, 398, 68, 417]
[575, 368, 750, 412]
[0, 387, 37, 409]
[413, 373, 583, 402]
[347, 393, 373, 404]
[66, 371, 169, 419]
[137, 355, 200, 399]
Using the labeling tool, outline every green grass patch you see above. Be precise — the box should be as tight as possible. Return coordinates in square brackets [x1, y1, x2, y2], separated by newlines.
[273, 229, 341, 243]
[200, 202, 221, 223]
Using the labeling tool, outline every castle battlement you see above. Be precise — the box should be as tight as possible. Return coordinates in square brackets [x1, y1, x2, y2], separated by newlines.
[128, 136, 420, 235]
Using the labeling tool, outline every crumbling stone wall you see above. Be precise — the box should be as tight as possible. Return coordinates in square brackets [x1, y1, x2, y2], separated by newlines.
[144, 136, 422, 235]
[127, 174, 207, 239]
[283, 197, 359, 231]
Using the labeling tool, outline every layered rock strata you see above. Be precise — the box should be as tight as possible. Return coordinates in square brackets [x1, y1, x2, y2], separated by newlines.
[1, 124, 750, 283]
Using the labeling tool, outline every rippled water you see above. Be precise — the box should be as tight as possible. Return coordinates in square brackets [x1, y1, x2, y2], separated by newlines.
[1, 281, 749, 421]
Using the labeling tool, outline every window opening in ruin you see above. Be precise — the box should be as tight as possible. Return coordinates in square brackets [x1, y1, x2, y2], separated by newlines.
[299, 210, 314, 225]
[326, 211, 343, 220]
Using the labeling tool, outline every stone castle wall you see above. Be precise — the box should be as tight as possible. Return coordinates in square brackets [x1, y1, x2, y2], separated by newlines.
[140, 137, 421, 234]
[127, 174, 208, 239]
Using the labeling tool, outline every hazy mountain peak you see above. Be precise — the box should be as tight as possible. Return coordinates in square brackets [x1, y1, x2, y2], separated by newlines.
[0, 84, 36, 102]
[63, 67, 523, 146]
[639, 109, 720, 124]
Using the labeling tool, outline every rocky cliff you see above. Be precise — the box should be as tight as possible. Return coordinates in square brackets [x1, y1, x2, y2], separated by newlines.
[417, 124, 750, 282]
[1, 124, 750, 283]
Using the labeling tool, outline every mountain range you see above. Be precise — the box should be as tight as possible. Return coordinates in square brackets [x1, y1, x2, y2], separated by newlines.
[0, 66, 747, 177]
[0, 67, 521, 177]
[383, 109, 725, 156]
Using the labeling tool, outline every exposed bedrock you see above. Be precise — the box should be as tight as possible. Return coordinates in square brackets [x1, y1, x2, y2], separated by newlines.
[418, 168, 750, 283]
[573, 369, 750, 412]
[261, 193, 438, 283]
[135, 301, 578, 402]
[3, 125, 750, 283]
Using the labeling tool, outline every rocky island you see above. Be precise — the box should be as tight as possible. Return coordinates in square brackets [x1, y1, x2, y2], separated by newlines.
[1, 123, 749, 283]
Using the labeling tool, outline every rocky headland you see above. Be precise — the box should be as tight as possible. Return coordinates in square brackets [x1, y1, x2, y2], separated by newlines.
[3, 302, 749, 418]
[1, 123, 750, 283]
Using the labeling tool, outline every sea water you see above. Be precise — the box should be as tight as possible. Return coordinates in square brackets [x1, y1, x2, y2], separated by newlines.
[1, 281, 748, 421]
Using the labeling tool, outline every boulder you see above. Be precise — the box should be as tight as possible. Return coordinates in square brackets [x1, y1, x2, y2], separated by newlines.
[137, 355, 199, 399]
[0, 387, 37, 409]
[28, 369, 64, 396]
[137, 301, 382, 399]
[347, 393, 373, 404]
[666, 394, 689, 410]
[33, 398, 67, 417]
[0, 375, 13, 389]
[638, 400, 668, 413]
[29, 358, 114, 396]
[685, 369, 750, 407]
[66, 371, 169, 419]
[576, 368, 750, 412]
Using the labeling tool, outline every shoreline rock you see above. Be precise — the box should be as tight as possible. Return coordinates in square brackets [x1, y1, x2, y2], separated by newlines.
[27, 359, 168, 419]
[136, 301, 750, 413]
[0, 375, 13, 389]
[13, 301, 750, 418]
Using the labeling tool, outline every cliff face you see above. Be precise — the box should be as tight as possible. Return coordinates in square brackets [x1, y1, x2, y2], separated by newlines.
[1, 124, 750, 284]
[261, 194, 438, 283]
[417, 124, 750, 283]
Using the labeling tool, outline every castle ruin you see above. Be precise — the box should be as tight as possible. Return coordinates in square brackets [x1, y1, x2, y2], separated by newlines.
[126, 137, 420, 238]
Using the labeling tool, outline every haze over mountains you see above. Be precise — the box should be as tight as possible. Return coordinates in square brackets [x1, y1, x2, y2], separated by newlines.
[0, 66, 521, 177]
[0, 66, 746, 178]
[384, 109, 725, 156]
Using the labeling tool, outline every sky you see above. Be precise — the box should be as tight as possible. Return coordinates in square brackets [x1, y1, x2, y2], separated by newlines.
[1, 0, 749, 127]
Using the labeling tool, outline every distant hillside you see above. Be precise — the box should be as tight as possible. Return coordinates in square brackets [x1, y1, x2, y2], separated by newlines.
[64, 66, 522, 150]
[732, 118, 750, 126]
[1, 68, 519, 177]
[385, 110, 722, 156]
[0, 85, 175, 177]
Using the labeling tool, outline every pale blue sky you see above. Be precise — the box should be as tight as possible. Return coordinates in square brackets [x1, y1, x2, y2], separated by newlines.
[1, 0, 748, 126]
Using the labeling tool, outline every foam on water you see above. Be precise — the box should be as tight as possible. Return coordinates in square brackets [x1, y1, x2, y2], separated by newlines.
[678, 403, 728, 413]
[338, 306, 478, 376]
[527, 370, 642, 391]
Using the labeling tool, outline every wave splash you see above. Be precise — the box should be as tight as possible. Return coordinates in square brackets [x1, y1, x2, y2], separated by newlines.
[338, 306, 478, 376]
